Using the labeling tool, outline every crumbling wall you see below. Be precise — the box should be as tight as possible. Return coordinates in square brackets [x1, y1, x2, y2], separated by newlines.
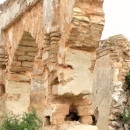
[43, 0, 104, 130]
[93, 35, 130, 130]
[1, 0, 45, 118]
[0, 0, 104, 129]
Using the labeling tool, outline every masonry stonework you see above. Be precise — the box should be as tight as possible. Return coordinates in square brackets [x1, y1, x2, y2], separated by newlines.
[1, 0, 129, 130]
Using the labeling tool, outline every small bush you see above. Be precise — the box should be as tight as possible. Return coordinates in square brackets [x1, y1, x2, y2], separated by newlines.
[0, 110, 42, 130]
[121, 109, 130, 124]
[125, 71, 130, 90]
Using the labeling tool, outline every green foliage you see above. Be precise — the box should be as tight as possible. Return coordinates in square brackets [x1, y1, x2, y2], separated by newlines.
[0, 110, 42, 130]
[125, 71, 130, 89]
[124, 71, 130, 99]
[121, 109, 130, 124]
[121, 72, 130, 124]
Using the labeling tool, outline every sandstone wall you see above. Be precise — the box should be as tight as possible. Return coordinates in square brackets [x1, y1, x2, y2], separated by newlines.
[0, 0, 45, 121]
[0, 0, 105, 130]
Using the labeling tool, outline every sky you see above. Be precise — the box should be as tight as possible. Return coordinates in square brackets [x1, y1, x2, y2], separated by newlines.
[102, 0, 130, 39]
[0, 0, 130, 40]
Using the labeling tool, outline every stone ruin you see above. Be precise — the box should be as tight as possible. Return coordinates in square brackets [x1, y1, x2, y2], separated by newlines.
[0, 0, 130, 130]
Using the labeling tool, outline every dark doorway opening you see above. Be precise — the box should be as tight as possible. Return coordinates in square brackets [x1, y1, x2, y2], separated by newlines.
[44, 116, 51, 126]
[65, 106, 80, 121]
[0, 84, 5, 96]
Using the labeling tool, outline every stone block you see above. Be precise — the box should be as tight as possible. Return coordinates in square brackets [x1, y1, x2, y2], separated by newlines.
[11, 61, 21, 66]
[17, 55, 34, 61]
[58, 124, 98, 130]
[7, 94, 20, 101]
[27, 52, 37, 56]
[90, 15, 104, 25]
[0, 49, 5, 55]
[77, 105, 94, 116]
[52, 115, 65, 125]
[9, 66, 32, 72]
[22, 61, 34, 67]
[20, 40, 37, 47]
[30, 91, 45, 109]
[74, 99, 92, 106]
[15, 51, 25, 56]
[44, 104, 69, 117]
[73, 15, 90, 23]
[17, 46, 38, 52]
[80, 116, 93, 125]
[42, 51, 49, 61]
[7, 73, 30, 82]
[5, 81, 31, 115]
[73, 7, 82, 13]
[52, 104, 69, 116]
[0, 58, 6, 62]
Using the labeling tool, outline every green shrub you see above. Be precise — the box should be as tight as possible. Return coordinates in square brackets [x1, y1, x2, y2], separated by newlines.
[0, 110, 42, 130]
[125, 71, 130, 90]
[121, 109, 130, 124]
[121, 71, 130, 124]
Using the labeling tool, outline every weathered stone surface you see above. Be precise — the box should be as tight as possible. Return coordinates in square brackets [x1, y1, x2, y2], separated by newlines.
[0, 0, 105, 129]
[93, 35, 130, 130]
[5, 81, 31, 115]
[10, 61, 21, 66]
[19, 40, 38, 47]
[77, 105, 94, 116]
[58, 124, 98, 130]
[7, 73, 30, 82]
[22, 61, 34, 67]
[17, 55, 34, 61]
[93, 55, 114, 130]
[9, 66, 32, 72]
[17, 46, 38, 52]
[15, 51, 25, 56]
[80, 116, 93, 125]
[52, 49, 94, 96]
[30, 91, 45, 109]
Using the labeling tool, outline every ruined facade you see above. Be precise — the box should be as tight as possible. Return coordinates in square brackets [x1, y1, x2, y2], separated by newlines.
[1, 0, 129, 130]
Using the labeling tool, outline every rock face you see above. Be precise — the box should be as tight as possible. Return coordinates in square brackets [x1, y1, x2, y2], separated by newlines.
[0, 0, 112, 130]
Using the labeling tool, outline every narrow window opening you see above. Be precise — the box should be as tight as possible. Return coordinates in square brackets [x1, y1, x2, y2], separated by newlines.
[1, 65, 6, 70]
[44, 116, 51, 126]
[50, 77, 59, 86]
[0, 84, 5, 96]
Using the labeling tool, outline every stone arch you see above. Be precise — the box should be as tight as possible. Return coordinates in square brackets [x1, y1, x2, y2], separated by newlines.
[8, 31, 38, 72]
[5, 31, 38, 115]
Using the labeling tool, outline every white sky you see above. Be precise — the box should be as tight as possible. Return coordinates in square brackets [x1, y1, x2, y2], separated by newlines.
[0, 0, 130, 40]
[102, 0, 130, 39]
[0, 0, 4, 4]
